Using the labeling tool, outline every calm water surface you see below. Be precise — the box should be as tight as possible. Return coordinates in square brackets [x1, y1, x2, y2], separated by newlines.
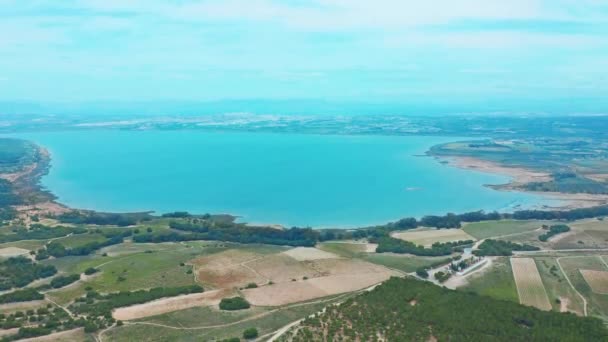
[15, 131, 551, 228]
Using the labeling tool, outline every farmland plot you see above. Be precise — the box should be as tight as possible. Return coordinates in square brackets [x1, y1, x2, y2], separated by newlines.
[580, 270, 608, 294]
[511, 258, 552, 311]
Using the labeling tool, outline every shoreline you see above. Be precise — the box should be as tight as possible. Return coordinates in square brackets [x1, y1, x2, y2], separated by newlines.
[441, 156, 608, 211]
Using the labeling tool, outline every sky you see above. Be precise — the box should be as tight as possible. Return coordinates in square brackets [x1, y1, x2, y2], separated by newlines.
[1, 0, 608, 108]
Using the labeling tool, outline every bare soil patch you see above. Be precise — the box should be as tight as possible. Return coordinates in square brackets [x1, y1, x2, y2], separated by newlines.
[0, 247, 30, 258]
[580, 269, 608, 294]
[0, 328, 18, 339]
[449, 157, 551, 185]
[17, 328, 85, 342]
[192, 250, 266, 288]
[511, 258, 552, 311]
[282, 247, 339, 261]
[112, 289, 232, 321]
[246, 254, 320, 284]
[0, 300, 46, 313]
[243, 259, 396, 306]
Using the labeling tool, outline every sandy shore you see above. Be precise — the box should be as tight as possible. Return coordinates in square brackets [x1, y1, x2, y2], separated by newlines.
[447, 156, 552, 185]
[443, 156, 608, 211]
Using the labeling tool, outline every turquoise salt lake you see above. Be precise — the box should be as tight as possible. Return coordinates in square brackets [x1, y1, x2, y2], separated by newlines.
[15, 131, 553, 228]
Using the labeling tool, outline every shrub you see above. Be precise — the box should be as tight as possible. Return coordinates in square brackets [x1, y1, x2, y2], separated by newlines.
[416, 268, 429, 278]
[243, 327, 259, 339]
[219, 297, 250, 311]
[84, 267, 98, 275]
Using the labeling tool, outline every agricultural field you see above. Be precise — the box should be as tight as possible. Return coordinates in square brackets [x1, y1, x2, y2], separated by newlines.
[551, 219, 608, 250]
[557, 255, 608, 319]
[511, 257, 552, 310]
[463, 220, 548, 240]
[535, 256, 585, 315]
[193, 246, 395, 306]
[391, 228, 475, 247]
[581, 270, 608, 294]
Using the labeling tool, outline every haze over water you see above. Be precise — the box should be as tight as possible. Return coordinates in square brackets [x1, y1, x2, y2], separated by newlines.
[18, 130, 550, 228]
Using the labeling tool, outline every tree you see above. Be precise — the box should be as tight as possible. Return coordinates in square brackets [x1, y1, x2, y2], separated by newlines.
[415, 268, 429, 279]
[243, 327, 259, 339]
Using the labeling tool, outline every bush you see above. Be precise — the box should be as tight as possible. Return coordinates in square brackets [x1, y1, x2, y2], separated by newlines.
[50, 274, 80, 289]
[84, 267, 98, 275]
[219, 297, 251, 311]
[243, 327, 259, 339]
[415, 268, 429, 278]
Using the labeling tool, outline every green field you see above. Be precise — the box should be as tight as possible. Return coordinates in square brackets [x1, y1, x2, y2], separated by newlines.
[535, 256, 585, 315]
[362, 254, 450, 273]
[462, 257, 519, 302]
[318, 242, 367, 258]
[463, 220, 547, 239]
[54, 233, 107, 248]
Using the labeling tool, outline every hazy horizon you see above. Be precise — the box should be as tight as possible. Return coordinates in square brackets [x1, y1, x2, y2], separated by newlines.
[2, 1, 608, 106]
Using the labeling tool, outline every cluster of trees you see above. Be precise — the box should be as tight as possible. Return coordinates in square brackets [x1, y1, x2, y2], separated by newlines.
[37, 230, 130, 259]
[0, 224, 86, 244]
[0, 257, 57, 290]
[0, 304, 108, 341]
[539, 224, 571, 242]
[70, 285, 203, 317]
[219, 297, 251, 311]
[136, 221, 319, 247]
[511, 206, 608, 221]
[0, 288, 44, 304]
[434, 271, 451, 283]
[473, 240, 539, 256]
[286, 277, 608, 341]
[55, 211, 150, 227]
[375, 237, 473, 256]
[524, 172, 608, 195]
[50, 274, 80, 289]
[161, 211, 193, 218]
[0, 207, 17, 223]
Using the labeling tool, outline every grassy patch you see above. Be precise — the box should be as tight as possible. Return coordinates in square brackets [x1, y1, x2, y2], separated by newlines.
[54, 233, 107, 248]
[535, 256, 585, 314]
[362, 254, 450, 273]
[317, 242, 366, 258]
[461, 257, 518, 303]
[392, 228, 475, 247]
[463, 220, 547, 240]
